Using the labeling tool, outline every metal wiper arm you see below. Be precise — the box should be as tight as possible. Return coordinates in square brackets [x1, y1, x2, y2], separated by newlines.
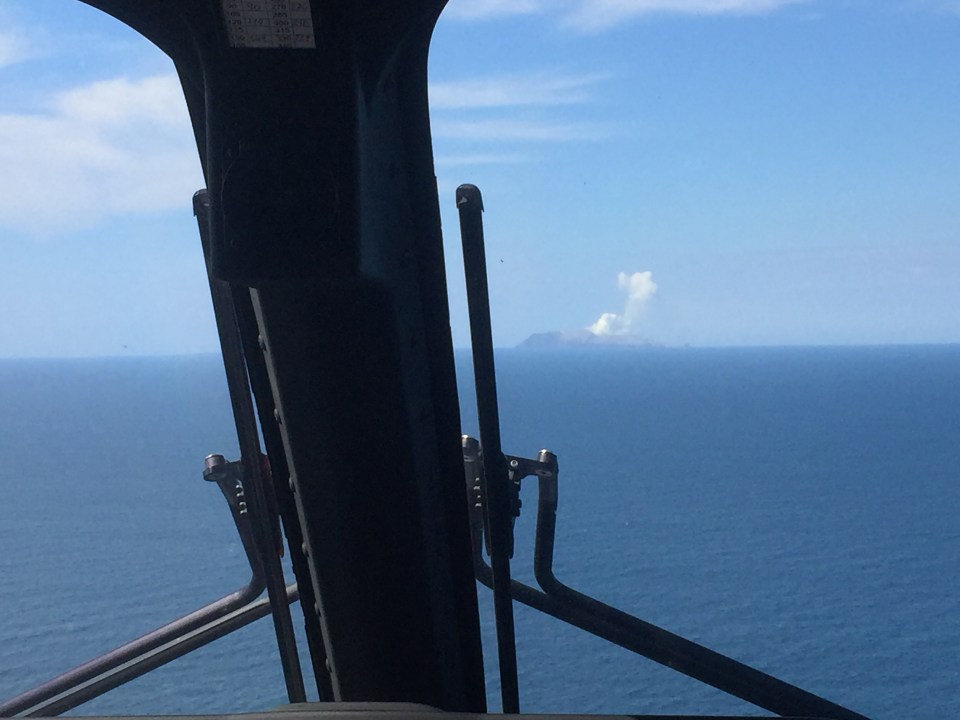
[457, 184, 521, 714]
[532, 470, 870, 720]
[0, 187, 313, 718]
[196, 191, 307, 705]
[14, 585, 299, 719]
[0, 465, 267, 718]
[462, 441, 869, 720]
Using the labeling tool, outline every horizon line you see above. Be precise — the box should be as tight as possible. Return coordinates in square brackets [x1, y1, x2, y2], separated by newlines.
[2, 340, 960, 361]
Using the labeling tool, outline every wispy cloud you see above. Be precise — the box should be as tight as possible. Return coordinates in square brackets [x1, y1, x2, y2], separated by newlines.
[434, 118, 609, 142]
[0, 74, 202, 235]
[435, 153, 532, 166]
[444, 0, 808, 29]
[565, 0, 808, 29]
[443, 0, 545, 20]
[0, 31, 29, 68]
[430, 71, 610, 148]
[430, 72, 604, 109]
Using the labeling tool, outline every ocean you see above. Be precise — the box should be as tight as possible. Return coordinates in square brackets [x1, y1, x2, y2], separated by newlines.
[1, 346, 958, 718]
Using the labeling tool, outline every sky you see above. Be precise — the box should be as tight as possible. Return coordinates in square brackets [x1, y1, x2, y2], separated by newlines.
[1, 0, 959, 357]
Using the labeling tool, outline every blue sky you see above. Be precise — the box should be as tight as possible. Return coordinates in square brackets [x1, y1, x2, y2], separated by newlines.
[1, 0, 958, 356]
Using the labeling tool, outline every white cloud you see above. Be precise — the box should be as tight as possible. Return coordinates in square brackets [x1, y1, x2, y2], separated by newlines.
[444, 0, 807, 28]
[435, 153, 531, 166]
[55, 75, 188, 127]
[0, 74, 202, 235]
[430, 72, 603, 109]
[565, 0, 807, 29]
[443, 0, 546, 20]
[588, 270, 658, 335]
[433, 118, 609, 141]
[0, 31, 29, 68]
[430, 72, 609, 153]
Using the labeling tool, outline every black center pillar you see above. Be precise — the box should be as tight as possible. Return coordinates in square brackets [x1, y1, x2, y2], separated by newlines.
[78, 0, 486, 710]
[212, 2, 486, 710]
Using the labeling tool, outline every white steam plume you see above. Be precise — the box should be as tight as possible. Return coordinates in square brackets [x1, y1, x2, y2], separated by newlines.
[588, 271, 657, 336]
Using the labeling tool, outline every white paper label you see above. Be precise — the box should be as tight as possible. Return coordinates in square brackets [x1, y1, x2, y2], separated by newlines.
[222, 0, 316, 49]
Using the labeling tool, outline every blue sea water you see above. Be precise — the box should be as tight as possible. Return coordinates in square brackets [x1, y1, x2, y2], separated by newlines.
[1, 346, 958, 718]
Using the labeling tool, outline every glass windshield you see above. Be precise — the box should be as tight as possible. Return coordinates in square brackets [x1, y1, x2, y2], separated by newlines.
[1, 1, 957, 719]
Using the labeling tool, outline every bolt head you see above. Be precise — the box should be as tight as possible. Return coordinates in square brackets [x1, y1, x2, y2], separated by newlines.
[204, 454, 227, 471]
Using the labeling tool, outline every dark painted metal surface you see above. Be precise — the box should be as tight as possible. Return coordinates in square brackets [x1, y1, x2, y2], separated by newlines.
[197, 191, 307, 704]
[18, 586, 299, 718]
[0, 463, 266, 718]
[10, 2, 874, 716]
[461, 440, 869, 720]
[230, 290, 335, 704]
[456, 184, 521, 713]
[197, 188, 333, 702]
[72, 0, 486, 709]
[532, 471, 869, 720]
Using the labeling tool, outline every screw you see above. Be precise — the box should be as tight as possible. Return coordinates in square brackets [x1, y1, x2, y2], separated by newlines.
[301, 542, 309, 557]
[258, 335, 267, 352]
[273, 409, 282, 425]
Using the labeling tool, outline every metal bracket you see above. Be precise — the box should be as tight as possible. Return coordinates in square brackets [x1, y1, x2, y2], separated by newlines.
[462, 436, 557, 560]
[460, 438, 870, 720]
[203, 453, 285, 562]
[203, 454, 247, 509]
